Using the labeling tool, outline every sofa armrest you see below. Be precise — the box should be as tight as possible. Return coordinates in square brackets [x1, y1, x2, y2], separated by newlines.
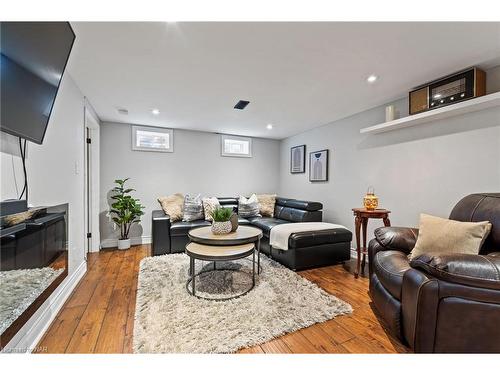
[152, 210, 171, 255]
[410, 253, 500, 290]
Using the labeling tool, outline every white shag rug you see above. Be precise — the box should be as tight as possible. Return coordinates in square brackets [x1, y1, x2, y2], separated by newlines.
[133, 254, 352, 353]
[0, 267, 63, 335]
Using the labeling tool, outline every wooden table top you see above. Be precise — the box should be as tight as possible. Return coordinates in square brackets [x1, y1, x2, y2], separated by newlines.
[352, 208, 391, 214]
[188, 225, 263, 245]
[186, 242, 255, 260]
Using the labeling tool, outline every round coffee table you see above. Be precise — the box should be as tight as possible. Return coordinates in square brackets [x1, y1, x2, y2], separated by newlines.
[188, 226, 263, 273]
[186, 226, 263, 301]
[185, 242, 256, 300]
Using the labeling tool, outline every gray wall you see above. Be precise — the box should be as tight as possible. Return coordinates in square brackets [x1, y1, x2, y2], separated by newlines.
[99, 122, 281, 246]
[279, 98, 500, 242]
[0, 74, 88, 348]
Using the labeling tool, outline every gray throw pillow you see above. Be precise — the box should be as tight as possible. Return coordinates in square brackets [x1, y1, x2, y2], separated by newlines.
[182, 194, 204, 222]
[238, 194, 261, 218]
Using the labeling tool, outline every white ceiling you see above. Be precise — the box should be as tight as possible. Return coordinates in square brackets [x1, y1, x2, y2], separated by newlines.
[68, 22, 500, 139]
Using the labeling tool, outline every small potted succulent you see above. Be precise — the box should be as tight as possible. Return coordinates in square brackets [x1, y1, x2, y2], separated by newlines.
[211, 207, 233, 235]
[110, 178, 145, 250]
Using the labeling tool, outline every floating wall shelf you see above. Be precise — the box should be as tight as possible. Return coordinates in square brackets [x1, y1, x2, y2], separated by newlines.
[360, 91, 500, 134]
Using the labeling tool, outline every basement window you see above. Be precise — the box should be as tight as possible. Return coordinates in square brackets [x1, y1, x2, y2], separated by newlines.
[221, 135, 252, 158]
[132, 125, 173, 153]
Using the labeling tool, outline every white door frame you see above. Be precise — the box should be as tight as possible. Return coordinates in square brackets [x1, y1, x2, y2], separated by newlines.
[84, 107, 100, 253]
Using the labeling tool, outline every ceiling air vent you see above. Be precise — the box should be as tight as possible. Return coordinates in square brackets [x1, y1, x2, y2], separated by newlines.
[234, 100, 250, 110]
[117, 108, 129, 115]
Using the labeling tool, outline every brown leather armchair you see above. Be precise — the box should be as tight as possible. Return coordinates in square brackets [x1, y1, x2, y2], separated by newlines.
[368, 193, 500, 353]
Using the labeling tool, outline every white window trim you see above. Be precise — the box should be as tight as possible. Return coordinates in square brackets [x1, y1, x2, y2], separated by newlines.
[220, 134, 253, 158]
[131, 125, 173, 153]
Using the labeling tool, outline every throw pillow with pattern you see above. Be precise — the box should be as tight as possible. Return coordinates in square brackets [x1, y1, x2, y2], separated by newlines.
[238, 194, 261, 218]
[182, 194, 204, 222]
[157, 193, 184, 222]
[202, 197, 221, 222]
[256, 194, 276, 217]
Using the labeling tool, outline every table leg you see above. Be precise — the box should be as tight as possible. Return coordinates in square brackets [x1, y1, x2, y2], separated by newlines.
[383, 216, 391, 227]
[256, 238, 261, 274]
[361, 217, 368, 274]
[354, 215, 361, 278]
[252, 250, 256, 286]
[191, 257, 195, 296]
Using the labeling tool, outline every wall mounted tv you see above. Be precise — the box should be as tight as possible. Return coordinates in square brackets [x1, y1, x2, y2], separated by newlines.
[0, 22, 75, 144]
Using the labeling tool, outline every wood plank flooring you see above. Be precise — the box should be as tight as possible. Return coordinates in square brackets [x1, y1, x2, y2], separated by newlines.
[37, 245, 409, 354]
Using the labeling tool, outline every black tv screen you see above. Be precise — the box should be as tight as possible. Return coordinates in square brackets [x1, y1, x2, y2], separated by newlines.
[0, 22, 75, 144]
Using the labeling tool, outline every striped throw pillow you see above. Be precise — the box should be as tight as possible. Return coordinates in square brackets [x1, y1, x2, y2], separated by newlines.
[238, 194, 261, 218]
[182, 194, 204, 222]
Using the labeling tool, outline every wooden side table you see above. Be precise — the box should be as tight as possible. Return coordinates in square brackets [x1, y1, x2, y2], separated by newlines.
[352, 208, 391, 278]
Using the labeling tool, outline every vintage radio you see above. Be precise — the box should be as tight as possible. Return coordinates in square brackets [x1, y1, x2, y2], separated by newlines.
[409, 67, 486, 115]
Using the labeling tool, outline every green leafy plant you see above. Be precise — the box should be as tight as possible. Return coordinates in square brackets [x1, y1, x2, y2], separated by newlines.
[212, 207, 233, 222]
[110, 178, 145, 240]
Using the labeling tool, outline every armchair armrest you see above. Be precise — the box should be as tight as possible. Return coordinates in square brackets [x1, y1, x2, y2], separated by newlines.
[374, 227, 419, 253]
[368, 227, 418, 275]
[410, 253, 500, 290]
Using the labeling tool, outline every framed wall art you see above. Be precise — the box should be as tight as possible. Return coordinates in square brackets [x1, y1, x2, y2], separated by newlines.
[290, 144, 306, 174]
[309, 149, 328, 182]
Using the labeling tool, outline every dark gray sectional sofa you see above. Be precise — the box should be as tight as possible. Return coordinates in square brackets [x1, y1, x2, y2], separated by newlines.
[152, 197, 352, 270]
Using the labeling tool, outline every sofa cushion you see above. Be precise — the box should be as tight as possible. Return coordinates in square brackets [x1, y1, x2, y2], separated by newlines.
[247, 217, 288, 237]
[238, 217, 251, 225]
[170, 219, 211, 236]
[373, 250, 411, 300]
[288, 228, 352, 248]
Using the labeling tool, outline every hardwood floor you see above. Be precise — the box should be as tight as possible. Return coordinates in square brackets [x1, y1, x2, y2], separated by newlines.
[37, 245, 409, 354]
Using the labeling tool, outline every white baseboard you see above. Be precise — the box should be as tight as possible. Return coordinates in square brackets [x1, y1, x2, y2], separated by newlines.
[350, 247, 358, 259]
[100, 235, 152, 249]
[2, 260, 87, 353]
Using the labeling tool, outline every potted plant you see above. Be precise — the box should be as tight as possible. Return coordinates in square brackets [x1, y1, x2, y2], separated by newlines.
[211, 207, 233, 235]
[110, 178, 145, 250]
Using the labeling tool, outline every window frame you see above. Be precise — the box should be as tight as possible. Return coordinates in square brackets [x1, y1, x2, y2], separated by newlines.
[131, 125, 174, 153]
[220, 134, 253, 158]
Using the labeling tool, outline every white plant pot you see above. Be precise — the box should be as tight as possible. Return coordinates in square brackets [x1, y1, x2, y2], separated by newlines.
[211, 221, 232, 235]
[118, 238, 131, 250]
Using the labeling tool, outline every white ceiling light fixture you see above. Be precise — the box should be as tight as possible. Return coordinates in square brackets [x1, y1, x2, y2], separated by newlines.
[366, 75, 378, 83]
[266, 124, 273, 130]
[151, 108, 160, 115]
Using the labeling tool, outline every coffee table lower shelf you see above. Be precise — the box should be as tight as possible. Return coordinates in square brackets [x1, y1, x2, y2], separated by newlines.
[185, 242, 256, 301]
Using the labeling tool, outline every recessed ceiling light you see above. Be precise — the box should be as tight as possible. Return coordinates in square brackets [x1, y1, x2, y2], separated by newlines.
[152, 109, 160, 115]
[366, 75, 378, 83]
[266, 124, 273, 130]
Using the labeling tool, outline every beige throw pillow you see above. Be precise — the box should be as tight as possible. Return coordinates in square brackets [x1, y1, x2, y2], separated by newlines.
[256, 194, 276, 217]
[158, 193, 184, 222]
[202, 197, 220, 222]
[409, 213, 492, 260]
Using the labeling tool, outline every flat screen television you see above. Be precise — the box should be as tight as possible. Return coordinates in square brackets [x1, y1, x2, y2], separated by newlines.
[0, 22, 75, 144]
